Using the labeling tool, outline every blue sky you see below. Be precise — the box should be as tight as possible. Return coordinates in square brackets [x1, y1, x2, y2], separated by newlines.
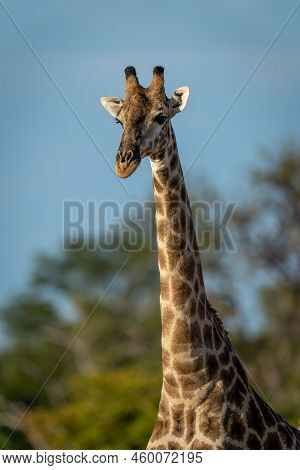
[0, 0, 299, 306]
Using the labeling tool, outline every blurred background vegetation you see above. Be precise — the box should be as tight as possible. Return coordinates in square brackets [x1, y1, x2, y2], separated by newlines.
[0, 143, 299, 449]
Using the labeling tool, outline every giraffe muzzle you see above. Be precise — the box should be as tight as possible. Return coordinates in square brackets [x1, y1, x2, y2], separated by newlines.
[115, 149, 141, 178]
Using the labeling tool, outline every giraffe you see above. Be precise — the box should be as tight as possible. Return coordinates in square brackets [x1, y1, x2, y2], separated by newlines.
[100, 66, 300, 450]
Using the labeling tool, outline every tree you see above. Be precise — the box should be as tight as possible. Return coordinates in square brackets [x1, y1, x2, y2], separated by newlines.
[232, 142, 300, 425]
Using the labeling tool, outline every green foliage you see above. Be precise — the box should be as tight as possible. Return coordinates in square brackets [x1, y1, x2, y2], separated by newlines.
[27, 368, 161, 450]
[0, 239, 162, 449]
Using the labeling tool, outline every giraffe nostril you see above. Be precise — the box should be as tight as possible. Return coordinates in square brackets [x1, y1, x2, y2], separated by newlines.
[118, 149, 139, 166]
[126, 150, 134, 164]
[118, 151, 127, 164]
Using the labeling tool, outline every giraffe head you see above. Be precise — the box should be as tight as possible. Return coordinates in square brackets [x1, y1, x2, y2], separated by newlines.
[100, 66, 189, 178]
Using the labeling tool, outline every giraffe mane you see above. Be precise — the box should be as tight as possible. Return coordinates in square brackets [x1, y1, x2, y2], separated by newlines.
[206, 299, 229, 336]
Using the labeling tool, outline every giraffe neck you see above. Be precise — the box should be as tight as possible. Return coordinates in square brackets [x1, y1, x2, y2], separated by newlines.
[150, 125, 228, 398]
[148, 125, 300, 450]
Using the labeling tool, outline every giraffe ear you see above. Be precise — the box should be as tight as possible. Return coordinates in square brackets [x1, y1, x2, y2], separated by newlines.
[100, 97, 123, 118]
[169, 86, 190, 116]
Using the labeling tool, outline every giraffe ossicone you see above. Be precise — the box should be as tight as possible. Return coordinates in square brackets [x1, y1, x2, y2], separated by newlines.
[100, 66, 300, 450]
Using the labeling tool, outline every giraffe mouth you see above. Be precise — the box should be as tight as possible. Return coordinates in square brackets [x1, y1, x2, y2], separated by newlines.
[115, 157, 141, 178]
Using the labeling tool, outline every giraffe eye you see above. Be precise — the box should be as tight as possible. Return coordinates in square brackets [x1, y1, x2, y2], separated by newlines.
[155, 115, 167, 125]
[115, 118, 122, 125]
